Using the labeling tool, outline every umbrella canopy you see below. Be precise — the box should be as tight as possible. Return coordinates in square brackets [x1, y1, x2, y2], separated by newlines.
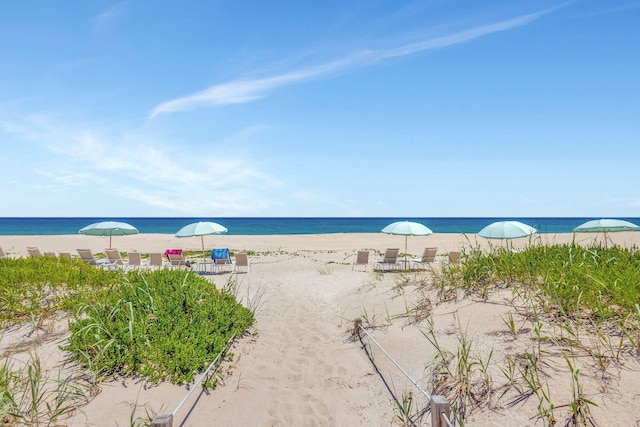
[381, 221, 434, 236]
[478, 221, 537, 240]
[78, 221, 139, 249]
[175, 221, 228, 259]
[573, 219, 640, 233]
[381, 221, 433, 265]
[573, 218, 640, 248]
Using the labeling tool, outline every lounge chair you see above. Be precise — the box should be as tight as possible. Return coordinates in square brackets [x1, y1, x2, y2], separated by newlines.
[105, 249, 126, 268]
[167, 251, 187, 268]
[148, 253, 164, 270]
[77, 249, 113, 269]
[211, 248, 233, 272]
[126, 252, 143, 270]
[352, 250, 370, 271]
[448, 251, 461, 264]
[27, 247, 43, 258]
[233, 252, 250, 273]
[412, 247, 438, 269]
[164, 249, 182, 262]
[59, 252, 72, 261]
[44, 251, 57, 258]
[374, 248, 400, 271]
[162, 249, 186, 268]
[0, 246, 6, 259]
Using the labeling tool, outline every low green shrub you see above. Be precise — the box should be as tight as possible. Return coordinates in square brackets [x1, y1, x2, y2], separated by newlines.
[0, 258, 254, 386]
[0, 257, 120, 324]
[64, 269, 253, 384]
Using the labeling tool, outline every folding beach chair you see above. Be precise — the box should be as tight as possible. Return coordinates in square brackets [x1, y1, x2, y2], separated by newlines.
[105, 249, 126, 269]
[165, 249, 187, 268]
[352, 250, 370, 271]
[126, 252, 143, 271]
[148, 253, 164, 270]
[233, 252, 250, 273]
[77, 249, 114, 269]
[27, 247, 43, 258]
[374, 248, 400, 271]
[211, 248, 233, 272]
[412, 247, 438, 269]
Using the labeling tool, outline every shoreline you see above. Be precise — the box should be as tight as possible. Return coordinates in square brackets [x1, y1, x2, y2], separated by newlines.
[2, 217, 639, 237]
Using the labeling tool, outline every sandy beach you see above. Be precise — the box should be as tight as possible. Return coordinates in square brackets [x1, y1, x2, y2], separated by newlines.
[2, 231, 640, 426]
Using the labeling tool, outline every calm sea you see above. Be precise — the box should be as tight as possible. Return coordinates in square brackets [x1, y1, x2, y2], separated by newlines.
[1, 217, 637, 236]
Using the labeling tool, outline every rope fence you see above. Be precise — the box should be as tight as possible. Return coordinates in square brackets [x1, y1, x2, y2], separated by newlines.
[150, 333, 236, 427]
[442, 412, 454, 427]
[354, 318, 453, 427]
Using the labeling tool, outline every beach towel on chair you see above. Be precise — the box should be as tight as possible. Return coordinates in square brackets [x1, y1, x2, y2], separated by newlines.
[164, 249, 182, 260]
[211, 248, 230, 262]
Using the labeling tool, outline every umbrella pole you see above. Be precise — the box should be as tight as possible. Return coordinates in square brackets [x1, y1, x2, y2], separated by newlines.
[405, 235, 408, 269]
[201, 236, 205, 261]
[109, 231, 112, 249]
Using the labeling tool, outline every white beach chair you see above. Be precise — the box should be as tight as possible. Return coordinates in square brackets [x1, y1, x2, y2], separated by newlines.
[126, 252, 143, 271]
[233, 252, 250, 273]
[352, 250, 369, 271]
[77, 249, 113, 269]
[27, 247, 43, 258]
[374, 248, 400, 271]
[148, 253, 164, 270]
[105, 248, 126, 269]
[411, 247, 437, 269]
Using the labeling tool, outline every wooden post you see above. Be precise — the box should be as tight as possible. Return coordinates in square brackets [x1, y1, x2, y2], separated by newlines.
[430, 395, 450, 427]
[151, 414, 173, 427]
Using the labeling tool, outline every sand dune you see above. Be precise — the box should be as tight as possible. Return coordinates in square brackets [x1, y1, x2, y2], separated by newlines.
[1, 232, 639, 426]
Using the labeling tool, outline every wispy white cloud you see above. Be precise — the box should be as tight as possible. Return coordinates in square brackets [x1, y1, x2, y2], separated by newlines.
[150, 6, 562, 119]
[47, 132, 280, 215]
[94, 2, 128, 32]
[1, 114, 283, 215]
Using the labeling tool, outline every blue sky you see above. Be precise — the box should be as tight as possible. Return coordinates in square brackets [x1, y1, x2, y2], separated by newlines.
[1, 1, 639, 217]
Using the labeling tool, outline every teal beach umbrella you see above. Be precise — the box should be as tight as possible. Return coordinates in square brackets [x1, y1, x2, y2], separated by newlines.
[175, 221, 228, 259]
[79, 221, 139, 249]
[573, 219, 640, 233]
[574, 219, 640, 247]
[381, 221, 433, 264]
[478, 221, 537, 240]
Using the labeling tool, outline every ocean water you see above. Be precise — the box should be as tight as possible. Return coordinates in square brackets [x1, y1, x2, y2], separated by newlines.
[1, 217, 638, 236]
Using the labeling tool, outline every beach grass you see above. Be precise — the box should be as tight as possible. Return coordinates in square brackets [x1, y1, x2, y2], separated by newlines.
[415, 242, 640, 425]
[0, 256, 120, 324]
[437, 243, 640, 322]
[0, 258, 254, 423]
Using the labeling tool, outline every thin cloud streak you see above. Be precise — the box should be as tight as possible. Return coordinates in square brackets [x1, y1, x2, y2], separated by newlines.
[0, 112, 283, 215]
[94, 2, 127, 32]
[149, 7, 560, 119]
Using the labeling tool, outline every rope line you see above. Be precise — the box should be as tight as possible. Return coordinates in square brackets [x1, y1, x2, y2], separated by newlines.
[441, 411, 454, 427]
[358, 325, 431, 401]
[172, 333, 236, 417]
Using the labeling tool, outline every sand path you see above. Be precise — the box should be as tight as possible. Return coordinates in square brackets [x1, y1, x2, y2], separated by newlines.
[177, 254, 394, 426]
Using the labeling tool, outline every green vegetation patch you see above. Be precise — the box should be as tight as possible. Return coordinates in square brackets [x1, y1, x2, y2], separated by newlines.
[0, 258, 254, 386]
[0, 258, 253, 424]
[64, 269, 254, 384]
[443, 243, 640, 321]
[0, 257, 120, 324]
